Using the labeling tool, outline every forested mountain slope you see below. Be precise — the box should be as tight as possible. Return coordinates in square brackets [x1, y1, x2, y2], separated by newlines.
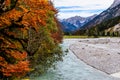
[87, 16, 120, 36]
[81, 0, 120, 29]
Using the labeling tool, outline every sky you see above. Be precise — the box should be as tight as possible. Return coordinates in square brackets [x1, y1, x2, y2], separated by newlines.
[52, 0, 114, 19]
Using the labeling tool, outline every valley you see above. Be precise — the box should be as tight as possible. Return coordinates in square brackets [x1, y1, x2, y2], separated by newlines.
[60, 0, 120, 36]
[32, 38, 120, 80]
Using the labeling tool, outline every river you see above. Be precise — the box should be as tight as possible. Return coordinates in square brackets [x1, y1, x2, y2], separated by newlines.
[30, 39, 118, 80]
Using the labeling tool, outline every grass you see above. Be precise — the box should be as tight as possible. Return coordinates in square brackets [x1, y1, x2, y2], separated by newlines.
[64, 35, 118, 39]
[64, 35, 89, 39]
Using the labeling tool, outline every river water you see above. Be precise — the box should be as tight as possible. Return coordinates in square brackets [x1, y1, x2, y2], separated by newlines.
[31, 39, 118, 80]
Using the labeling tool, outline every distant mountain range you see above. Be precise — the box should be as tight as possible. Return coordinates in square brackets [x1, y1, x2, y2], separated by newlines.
[60, 14, 97, 33]
[60, 0, 120, 34]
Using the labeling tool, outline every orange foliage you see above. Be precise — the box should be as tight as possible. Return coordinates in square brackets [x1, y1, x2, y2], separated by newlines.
[5, 50, 27, 60]
[4, 0, 11, 7]
[0, 61, 30, 77]
[0, 0, 62, 78]
[0, 49, 30, 77]
[0, 0, 59, 36]
[0, 34, 30, 78]
[0, 0, 56, 31]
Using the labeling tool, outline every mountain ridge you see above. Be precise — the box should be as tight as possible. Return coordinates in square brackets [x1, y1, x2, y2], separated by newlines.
[81, 0, 120, 29]
[60, 14, 97, 33]
[109, 0, 120, 8]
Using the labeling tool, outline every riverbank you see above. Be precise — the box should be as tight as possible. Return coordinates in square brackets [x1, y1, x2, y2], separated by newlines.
[69, 38, 120, 78]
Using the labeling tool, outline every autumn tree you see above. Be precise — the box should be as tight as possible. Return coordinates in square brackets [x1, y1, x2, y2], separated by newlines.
[0, 0, 63, 79]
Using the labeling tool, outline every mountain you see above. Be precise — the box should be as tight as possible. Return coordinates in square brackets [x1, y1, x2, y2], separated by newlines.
[86, 15, 120, 36]
[81, 0, 120, 29]
[113, 23, 120, 32]
[106, 23, 120, 35]
[60, 21, 77, 33]
[104, 22, 120, 36]
[109, 0, 120, 8]
[60, 14, 97, 33]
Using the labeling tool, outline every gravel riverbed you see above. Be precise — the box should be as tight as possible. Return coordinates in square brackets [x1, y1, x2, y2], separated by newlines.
[70, 38, 120, 78]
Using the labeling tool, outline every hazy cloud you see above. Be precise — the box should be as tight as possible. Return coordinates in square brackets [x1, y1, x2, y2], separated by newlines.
[53, 0, 114, 19]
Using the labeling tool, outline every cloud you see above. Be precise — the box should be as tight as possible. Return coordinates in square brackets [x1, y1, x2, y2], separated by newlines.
[57, 12, 97, 19]
[56, 6, 82, 9]
[53, 0, 114, 8]
[57, 6, 108, 11]
[53, 0, 114, 19]
[57, 10, 103, 19]
[60, 9, 104, 13]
